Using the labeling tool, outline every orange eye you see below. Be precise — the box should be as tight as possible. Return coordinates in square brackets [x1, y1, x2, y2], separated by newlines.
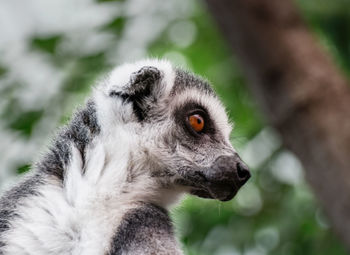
[188, 114, 205, 132]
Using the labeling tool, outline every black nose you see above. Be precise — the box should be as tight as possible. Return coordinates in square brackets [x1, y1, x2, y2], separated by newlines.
[236, 161, 251, 184]
[191, 154, 251, 201]
[209, 154, 251, 187]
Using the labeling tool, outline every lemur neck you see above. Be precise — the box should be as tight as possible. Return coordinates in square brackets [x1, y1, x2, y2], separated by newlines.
[36, 100, 182, 212]
[61, 138, 182, 215]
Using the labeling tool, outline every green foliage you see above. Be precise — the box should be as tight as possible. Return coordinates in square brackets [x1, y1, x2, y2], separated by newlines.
[16, 164, 31, 175]
[0, 65, 6, 77]
[62, 52, 108, 93]
[96, 0, 125, 2]
[31, 35, 63, 55]
[1, 0, 349, 254]
[2, 99, 44, 137]
[7, 110, 44, 137]
[102, 17, 126, 36]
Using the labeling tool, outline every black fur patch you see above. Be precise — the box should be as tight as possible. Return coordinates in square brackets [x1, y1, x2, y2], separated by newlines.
[0, 173, 44, 252]
[171, 68, 215, 96]
[37, 100, 100, 180]
[173, 101, 218, 145]
[108, 203, 173, 255]
[109, 66, 162, 121]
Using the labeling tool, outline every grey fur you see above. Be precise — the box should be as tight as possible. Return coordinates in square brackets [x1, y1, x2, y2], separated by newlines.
[37, 100, 100, 180]
[108, 203, 176, 255]
[0, 173, 45, 252]
[171, 68, 214, 96]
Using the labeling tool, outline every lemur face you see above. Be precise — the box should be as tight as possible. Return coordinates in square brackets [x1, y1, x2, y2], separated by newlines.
[96, 59, 250, 202]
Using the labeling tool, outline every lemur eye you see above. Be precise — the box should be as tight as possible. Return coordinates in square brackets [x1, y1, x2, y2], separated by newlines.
[188, 114, 205, 132]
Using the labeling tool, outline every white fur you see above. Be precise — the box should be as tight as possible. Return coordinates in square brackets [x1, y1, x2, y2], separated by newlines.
[2, 139, 160, 254]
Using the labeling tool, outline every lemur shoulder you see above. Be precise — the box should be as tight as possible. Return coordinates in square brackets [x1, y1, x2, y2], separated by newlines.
[0, 59, 250, 255]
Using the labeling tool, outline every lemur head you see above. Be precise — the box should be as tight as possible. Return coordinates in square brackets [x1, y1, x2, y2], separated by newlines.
[92, 59, 250, 202]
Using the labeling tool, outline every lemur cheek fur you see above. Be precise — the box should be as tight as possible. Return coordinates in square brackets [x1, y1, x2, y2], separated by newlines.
[0, 59, 250, 255]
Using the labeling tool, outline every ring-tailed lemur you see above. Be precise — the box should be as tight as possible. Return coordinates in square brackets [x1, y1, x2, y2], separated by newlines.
[0, 59, 250, 255]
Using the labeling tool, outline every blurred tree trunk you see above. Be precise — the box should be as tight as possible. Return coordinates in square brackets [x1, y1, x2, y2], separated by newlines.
[204, 0, 350, 249]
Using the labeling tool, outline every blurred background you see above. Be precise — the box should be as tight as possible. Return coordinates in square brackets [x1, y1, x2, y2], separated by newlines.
[0, 0, 349, 254]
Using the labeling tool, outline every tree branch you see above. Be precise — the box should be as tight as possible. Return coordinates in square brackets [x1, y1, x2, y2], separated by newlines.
[204, 0, 350, 248]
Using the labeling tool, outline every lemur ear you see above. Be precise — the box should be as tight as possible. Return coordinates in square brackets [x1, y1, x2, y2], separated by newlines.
[125, 66, 162, 97]
[110, 66, 162, 121]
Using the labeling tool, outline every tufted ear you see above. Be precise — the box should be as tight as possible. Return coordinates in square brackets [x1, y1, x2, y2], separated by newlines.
[109, 66, 162, 121]
[125, 66, 161, 97]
